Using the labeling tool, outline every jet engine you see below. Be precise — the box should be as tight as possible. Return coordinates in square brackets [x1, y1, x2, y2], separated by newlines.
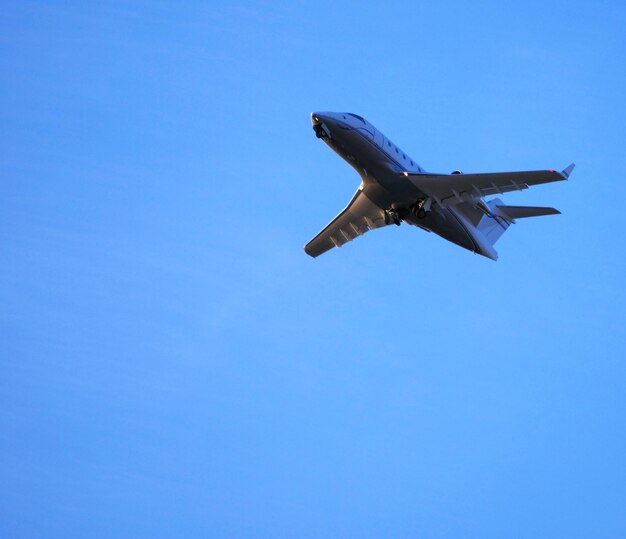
[451, 170, 464, 174]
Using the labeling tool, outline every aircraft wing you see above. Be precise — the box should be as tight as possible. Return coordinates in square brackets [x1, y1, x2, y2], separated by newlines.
[304, 186, 388, 257]
[404, 163, 574, 207]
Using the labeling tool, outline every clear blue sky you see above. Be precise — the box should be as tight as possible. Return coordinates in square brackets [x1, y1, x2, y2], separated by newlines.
[1, 1, 625, 537]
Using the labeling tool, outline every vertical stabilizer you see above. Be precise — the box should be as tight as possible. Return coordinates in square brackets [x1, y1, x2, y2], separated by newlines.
[476, 198, 512, 246]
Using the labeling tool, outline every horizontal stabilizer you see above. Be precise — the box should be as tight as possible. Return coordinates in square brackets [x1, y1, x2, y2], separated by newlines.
[497, 205, 561, 220]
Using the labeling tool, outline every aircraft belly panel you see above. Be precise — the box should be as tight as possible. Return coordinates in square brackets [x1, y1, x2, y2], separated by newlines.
[406, 208, 477, 253]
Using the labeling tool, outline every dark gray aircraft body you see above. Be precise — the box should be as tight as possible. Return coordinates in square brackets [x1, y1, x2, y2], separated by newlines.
[305, 112, 573, 260]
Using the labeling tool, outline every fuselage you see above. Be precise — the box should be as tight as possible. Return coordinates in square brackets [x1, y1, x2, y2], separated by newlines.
[311, 111, 494, 258]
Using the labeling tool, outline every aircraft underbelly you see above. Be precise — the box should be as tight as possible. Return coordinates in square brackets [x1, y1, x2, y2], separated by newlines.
[335, 127, 487, 255]
[406, 208, 477, 253]
[362, 183, 477, 253]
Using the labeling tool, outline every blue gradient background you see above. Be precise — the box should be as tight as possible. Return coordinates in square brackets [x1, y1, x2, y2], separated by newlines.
[1, 1, 625, 537]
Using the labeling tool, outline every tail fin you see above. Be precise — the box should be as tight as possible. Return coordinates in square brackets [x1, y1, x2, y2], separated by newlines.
[476, 199, 560, 246]
[476, 199, 511, 246]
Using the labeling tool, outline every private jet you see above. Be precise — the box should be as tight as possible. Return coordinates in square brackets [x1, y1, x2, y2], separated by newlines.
[305, 112, 573, 260]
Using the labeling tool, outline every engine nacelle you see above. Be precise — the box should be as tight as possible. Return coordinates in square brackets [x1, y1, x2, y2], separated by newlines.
[451, 170, 464, 174]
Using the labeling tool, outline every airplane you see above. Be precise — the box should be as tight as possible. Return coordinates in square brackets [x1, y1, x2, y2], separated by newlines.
[305, 111, 574, 261]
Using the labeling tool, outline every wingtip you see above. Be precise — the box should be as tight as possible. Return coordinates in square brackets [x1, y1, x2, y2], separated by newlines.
[303, 244, 318, 258]
[562, 162, 575, 179]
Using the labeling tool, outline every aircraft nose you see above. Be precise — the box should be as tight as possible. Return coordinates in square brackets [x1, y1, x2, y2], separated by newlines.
[311, 112, 335, 124]
[311, 112, 323, 125]
[311, 112, 332, 139]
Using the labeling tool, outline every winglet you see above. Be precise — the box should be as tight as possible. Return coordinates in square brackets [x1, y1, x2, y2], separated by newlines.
[562, 162, 575, 179]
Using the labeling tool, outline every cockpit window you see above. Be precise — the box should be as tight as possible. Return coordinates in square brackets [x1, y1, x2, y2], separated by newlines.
[347, 113, 365, 123]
